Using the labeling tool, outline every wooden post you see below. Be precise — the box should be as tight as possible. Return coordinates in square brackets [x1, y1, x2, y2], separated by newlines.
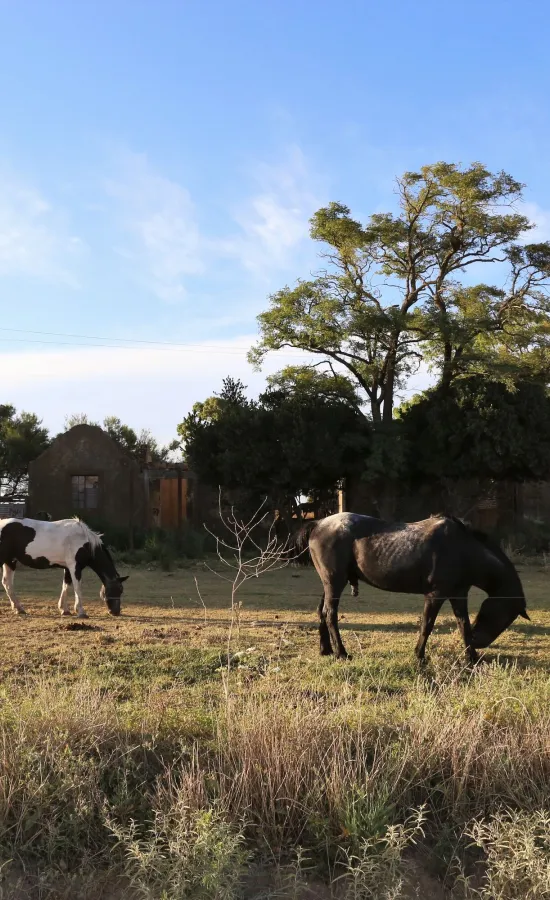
[128, 466, 135, 550]
[338, 480, 346, 513]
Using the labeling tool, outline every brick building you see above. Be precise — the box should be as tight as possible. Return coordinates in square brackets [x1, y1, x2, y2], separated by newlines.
[27, 424, 198, 531]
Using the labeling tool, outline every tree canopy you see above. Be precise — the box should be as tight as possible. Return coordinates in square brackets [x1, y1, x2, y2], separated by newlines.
[0, 405, 50, 501]
[250, 162, 550, 423]
[178, 376, 370, 516]
[398, 378, 550, 483]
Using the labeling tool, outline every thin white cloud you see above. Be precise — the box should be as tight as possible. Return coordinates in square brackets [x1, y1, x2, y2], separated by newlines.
[105, 152, 203, 303]
[0, 168, 83, 286]
[221, 146, 322, 273]
[1, 338, 312, 444]
[0, 338, 261, 383]
[104, 145, 323, 302]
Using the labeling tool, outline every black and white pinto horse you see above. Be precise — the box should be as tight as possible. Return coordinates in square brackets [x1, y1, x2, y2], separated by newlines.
[0, 517, 128, 617]
[294, 512, 529, 663]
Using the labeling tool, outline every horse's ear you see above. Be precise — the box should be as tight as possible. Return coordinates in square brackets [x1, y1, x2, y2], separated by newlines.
[519, 609, 530, 620]
[119, 575, 129, 583]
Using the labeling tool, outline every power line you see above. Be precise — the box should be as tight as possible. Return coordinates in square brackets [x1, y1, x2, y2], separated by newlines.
[0, 326, 246, 348]
[0, 336, 249, 354]
[0, 326, 305, 355]
[0, 327, 430, 394]
[0, 334, 310, 357]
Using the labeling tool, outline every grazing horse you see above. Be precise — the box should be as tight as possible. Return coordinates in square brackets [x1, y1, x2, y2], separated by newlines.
[0, 517, 128, 618]
[293, 512, 529, 663]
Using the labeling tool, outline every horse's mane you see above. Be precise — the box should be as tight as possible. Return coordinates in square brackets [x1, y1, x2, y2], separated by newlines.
[101, 543, 118, 571]
[73, 517, 103, 554]
[450, 516, 515, 570]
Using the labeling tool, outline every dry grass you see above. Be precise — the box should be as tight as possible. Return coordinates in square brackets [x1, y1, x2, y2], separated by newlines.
[0, 560, 547, 898]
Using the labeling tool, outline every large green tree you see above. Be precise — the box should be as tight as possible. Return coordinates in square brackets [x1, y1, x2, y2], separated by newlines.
[250, 162, 550, 423]
[0, 405, 50, 501]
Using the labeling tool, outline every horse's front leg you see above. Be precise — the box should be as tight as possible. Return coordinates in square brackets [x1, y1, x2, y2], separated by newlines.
[69, 566, 88, 618]
[58, 569, 72, 616]
[415, 594, 444, 662]
[2, 563, 26, 615]
[450, 596, 479, 664]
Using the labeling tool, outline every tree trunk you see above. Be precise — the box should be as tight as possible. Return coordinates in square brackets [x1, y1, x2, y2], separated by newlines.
[371, 397, 382, 422]
[382, 343, 398, 424]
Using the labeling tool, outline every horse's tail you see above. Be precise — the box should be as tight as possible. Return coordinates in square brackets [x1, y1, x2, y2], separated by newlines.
[288, 519, 318, 566]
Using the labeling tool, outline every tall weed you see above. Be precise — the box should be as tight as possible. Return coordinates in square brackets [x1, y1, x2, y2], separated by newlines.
[465, 809, 550, 900]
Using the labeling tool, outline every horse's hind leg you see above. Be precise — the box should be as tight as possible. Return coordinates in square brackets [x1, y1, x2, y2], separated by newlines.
[323, 579, 349, 659]
[449, 596, 479, 664]
[58, 569, 72, 616]
[318, 596, 332, 655]
[415, 594, 444, 662]
[2, 563, 26, 615]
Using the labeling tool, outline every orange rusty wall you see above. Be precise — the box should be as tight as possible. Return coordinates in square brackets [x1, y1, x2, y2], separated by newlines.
[159, 477, 188, 528]
[183, 478, 188, 519]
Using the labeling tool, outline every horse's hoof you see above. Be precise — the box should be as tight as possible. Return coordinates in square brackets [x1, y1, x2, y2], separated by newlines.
[320, 648, 334, 656]
[76, 613, 89, 620]
[61, 610, 72, 617]
[15, 608, 27, 616]
[336, 652, 350, 661]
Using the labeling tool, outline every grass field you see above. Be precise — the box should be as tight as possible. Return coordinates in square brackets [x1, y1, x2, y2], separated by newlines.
[0, 560, 549, 898]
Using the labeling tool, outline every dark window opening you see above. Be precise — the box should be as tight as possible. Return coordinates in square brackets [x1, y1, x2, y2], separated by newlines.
[71, 475, 99, 510]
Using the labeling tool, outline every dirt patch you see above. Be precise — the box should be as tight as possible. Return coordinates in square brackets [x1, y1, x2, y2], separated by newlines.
[59, 621, 103, 632]
[243, 860, 450, 899]
[243, 869, 333, 899]
[141, 626, 189, 642]
[0, 867, 131, 900]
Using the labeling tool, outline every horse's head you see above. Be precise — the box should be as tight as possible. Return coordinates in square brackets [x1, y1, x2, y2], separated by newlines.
[100, 575, 129, 616]
[465, 529, 529, 649]
[471, 594, 530, 649]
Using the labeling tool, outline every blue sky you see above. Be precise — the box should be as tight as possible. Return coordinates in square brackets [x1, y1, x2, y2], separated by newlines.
[1, 0, 550, 443]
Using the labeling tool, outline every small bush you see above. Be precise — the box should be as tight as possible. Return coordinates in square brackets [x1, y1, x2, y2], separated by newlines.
[106, 524, 211, 566]
[466, 809, 550, 900]
[496, 517, 550, 557]
[107, 773, 248, 900]
[336, 806, 426, 900]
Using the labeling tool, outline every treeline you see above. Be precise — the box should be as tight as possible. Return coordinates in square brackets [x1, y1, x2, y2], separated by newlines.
[179, 373, 550, 521]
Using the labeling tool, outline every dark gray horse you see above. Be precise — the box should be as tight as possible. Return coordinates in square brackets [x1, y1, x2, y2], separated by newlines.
[293, 512, 529, 663]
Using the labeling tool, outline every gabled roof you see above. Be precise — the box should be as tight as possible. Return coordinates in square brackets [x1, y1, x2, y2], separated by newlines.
[31, 423, 134, 464]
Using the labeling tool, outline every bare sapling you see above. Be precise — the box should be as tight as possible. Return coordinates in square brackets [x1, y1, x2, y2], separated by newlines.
[203, 492, 293, 694]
